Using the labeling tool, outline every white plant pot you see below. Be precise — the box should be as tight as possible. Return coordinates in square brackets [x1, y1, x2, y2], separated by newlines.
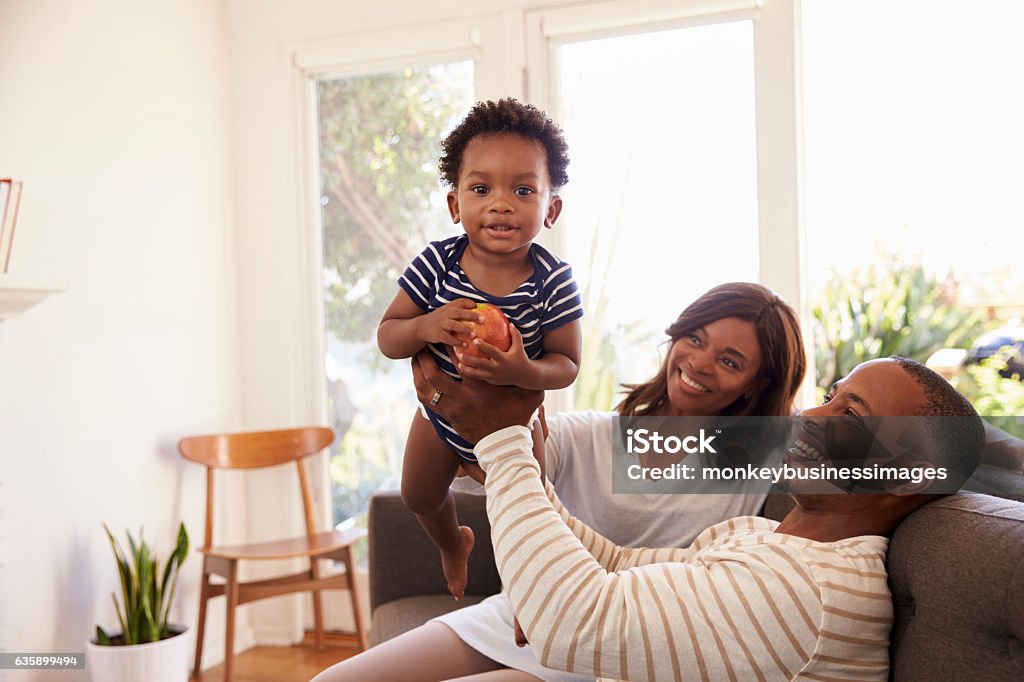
[86, 626, 190, 682]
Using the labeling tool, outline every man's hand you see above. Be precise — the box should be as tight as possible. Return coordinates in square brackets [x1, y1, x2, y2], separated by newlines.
[412, 349, 543, 443]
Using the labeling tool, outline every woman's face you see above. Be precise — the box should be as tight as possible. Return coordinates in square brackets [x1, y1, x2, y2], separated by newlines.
[662, 317, 764, 416]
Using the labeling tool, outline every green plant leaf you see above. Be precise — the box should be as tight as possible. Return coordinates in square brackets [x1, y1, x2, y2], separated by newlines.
[95, 625, 111, 646]
[97, 522, 189, 645]
[111, 593, 128, 645]
[159, 522, 190, 631]
[102, 525, 135, 644]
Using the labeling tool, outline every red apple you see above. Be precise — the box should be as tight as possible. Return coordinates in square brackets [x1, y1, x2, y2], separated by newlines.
[456, 303, 511, 358]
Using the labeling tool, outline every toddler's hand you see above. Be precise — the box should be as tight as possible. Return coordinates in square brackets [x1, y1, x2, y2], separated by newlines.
[416, 299, 482, 347]
[454, 324, 531, 386]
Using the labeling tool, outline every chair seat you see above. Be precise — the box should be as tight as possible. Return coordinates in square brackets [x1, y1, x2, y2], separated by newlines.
[201, 527, 367, 560]
[179, 426, 370, 679]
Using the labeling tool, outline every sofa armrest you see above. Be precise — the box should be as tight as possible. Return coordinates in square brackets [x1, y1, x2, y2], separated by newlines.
[888, 494, 1024, 681]
[367, 489, 501, 613]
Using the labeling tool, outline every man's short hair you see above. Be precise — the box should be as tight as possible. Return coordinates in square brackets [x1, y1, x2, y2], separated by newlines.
[891, 356, 986, 488]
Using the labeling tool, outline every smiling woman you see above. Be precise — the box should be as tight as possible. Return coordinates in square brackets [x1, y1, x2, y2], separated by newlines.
[666, 317, 763, 416]
[618, 282, 805, 419]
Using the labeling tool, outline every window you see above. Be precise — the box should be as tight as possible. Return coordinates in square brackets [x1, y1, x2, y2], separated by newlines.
[296, 1, 802, 527]
[524, 0, 802, 408]
[552, 22, 760, 409]
[802, 0, 1024, 418]
[316, 63, 475, 527]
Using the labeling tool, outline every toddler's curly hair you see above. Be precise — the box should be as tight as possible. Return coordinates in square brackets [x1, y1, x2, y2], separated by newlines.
[439, 98, 570, 190]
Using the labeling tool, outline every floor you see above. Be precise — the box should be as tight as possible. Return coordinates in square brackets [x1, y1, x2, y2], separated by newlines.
[189, 634, 360, 682]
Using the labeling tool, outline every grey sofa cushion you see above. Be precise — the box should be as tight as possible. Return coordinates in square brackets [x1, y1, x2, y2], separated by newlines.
[962, 464, 1024, 499]
[888, 494, 1024, 681]
[368, 490, 501, 613]
[370, 594, 490, 646]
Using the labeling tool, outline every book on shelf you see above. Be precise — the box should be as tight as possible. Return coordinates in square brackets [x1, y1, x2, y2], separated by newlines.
[0, 179, 24, 274]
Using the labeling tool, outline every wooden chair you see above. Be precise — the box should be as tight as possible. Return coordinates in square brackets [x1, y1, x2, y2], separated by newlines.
[178, 427, 368, 681]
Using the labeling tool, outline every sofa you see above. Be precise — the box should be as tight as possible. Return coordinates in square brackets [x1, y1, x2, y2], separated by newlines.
[368, 481, 1024, 680]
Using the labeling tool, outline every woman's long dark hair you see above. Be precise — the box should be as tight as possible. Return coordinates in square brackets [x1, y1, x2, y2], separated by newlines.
[616, 283, 805, 417]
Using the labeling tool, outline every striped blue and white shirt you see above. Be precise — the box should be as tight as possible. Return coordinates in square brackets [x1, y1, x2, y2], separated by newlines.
[398, 234, 583, 461]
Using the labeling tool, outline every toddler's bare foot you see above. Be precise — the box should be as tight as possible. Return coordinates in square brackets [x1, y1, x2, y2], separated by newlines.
[441, 525, 475, 600]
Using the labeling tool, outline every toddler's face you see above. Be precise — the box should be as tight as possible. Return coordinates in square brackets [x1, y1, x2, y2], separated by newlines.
[447, 133, 562, 258]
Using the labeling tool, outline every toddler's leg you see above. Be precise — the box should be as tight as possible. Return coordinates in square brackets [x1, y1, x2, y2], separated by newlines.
[531, 420, 547, 480]
[401, 412, 475, 600]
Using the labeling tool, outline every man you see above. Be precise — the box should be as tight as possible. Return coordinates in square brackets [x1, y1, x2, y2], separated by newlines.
[413, 353, 986, 681]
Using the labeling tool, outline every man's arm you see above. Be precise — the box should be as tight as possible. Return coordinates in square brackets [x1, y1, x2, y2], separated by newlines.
[474, 428, 820, 681]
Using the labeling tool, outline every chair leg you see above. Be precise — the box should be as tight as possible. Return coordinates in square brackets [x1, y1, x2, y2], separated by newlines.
[193, 562, 210, 676]
[310, 559, 325, 651]
[343, 545, 369, 650]
[224, 560, 239, 682]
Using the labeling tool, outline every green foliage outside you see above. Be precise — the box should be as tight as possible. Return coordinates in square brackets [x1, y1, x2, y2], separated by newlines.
[317, 64, 474, 528]
[813, 252, 1024, 436]
[95, 523, 189, 646]
[318, 64, 471, 352]
[570, 169, 661, 412]
[573, 219, 623, 412]
[811, 254, 985, 401]
[953, 351, 1024, 439]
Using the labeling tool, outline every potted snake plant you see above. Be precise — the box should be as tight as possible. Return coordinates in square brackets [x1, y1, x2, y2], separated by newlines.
[86, 522, 190, 682]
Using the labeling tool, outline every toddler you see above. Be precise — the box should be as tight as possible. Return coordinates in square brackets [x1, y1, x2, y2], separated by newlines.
[377, 98, 583, 600]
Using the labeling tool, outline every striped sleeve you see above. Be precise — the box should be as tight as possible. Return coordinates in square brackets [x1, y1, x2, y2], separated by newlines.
[478, 427, 823, 682]
[397, 240, 449, 310]
[540, 478, 693, 571]
[534, 248, 583, 332]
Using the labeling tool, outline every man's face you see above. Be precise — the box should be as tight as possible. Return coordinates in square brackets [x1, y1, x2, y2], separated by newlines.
[783, 359, 927, 492]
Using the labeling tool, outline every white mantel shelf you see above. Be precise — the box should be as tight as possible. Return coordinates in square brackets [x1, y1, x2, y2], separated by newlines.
[0, 275, 65, 320]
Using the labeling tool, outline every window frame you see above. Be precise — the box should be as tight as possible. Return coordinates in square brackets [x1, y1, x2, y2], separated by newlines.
[522, 0, 814, 411]
[286, 13, 512, 531]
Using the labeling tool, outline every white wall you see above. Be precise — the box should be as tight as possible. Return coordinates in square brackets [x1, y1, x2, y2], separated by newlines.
[0, 0, 240, 677]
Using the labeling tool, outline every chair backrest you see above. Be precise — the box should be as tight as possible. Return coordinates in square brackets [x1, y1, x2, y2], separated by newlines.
[178, 427, 335, 549]
[179, 427, 334, 469]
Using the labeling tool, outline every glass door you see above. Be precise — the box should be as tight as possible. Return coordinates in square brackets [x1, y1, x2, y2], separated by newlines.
[525, 0, 799, 408]
[315, 63, 475, 528]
